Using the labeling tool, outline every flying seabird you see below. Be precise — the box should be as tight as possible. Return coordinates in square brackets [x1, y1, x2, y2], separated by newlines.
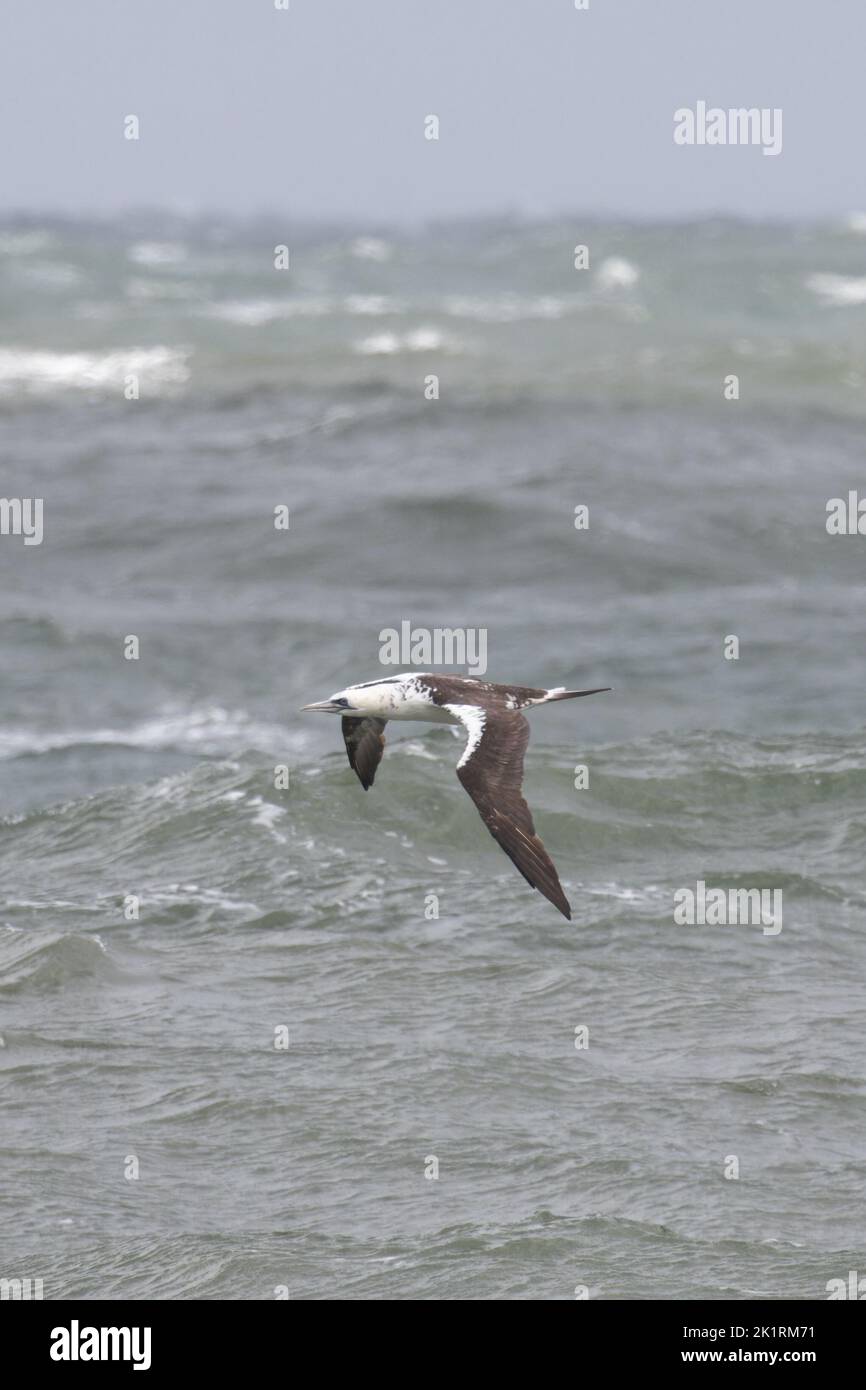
[301, 673, 610, 919]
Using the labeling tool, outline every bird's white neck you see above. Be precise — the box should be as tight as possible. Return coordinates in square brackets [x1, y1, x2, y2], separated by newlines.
[343, 674, 455, 723]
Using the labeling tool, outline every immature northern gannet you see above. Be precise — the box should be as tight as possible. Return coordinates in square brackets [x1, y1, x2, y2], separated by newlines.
[301, 673, 610, 919]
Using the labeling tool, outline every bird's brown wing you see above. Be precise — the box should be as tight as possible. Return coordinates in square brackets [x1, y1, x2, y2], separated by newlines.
[446, 705, 572, 919]
[342, 716, 387, 790]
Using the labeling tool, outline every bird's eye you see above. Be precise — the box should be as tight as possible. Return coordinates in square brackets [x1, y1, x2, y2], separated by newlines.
[333, 697, 349, 707]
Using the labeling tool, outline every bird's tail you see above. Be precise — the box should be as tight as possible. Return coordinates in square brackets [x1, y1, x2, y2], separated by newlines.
[542, 686, 612, 702]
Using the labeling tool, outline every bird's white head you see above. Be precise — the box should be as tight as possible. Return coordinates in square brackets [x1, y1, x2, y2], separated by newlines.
[300, 686, 362, 715]
[300, 675, 419, 718]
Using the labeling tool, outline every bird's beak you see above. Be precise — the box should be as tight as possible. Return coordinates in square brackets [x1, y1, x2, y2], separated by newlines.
[300, 699, 342, 713]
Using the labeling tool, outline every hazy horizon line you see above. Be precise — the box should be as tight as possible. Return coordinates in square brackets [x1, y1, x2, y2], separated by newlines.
[2, 205, 864, 234]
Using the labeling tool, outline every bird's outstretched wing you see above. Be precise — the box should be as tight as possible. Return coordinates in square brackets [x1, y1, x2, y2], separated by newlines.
[445, 703, 572, 919]
[342, 716, 387, 790]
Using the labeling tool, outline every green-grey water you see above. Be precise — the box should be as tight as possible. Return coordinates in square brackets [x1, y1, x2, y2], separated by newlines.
[1, 215, 865, 1299]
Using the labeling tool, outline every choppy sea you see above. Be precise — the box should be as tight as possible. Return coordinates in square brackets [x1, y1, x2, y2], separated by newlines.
[1, 213, 865, 1299]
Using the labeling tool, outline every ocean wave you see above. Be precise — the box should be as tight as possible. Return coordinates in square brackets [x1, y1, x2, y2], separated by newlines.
[1, 218, 865, 414]
[0, 706, 295, 760]
[0, 928, 120, 994]
[16, 1222, 837, 1300]
[442, 293, 579, 322]
[3, 727, 863, 936]
[353, 327, 465, 355]
[127, 240, 188, 267]
[594, 255, 640, 290]
[204, 297, 332, 325]
[805, 272, 866, 306]
[344, 294, 401, 316]
[119, 881, 262, 915]
[0, 345, 190, 394]
[349, 236, 392, 262]
[0, 229, 55, 255]
[203, 294, 407, 325]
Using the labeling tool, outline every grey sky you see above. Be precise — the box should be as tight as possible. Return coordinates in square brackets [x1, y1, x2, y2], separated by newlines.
[1, 0, 860, 222]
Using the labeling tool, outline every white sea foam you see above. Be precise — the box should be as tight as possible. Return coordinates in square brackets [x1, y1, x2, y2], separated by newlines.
[204, 297, 330, 325]
[127, 240, 188, 266]
[355, 332, 402, 354]
[399, 740, 440, 761]
[0, 345, 190, 394]
[343, 294, 400, 316]
[349, 236, 392, 262]
[0, 706, 295, 759]
[205, 294, 403, 324]
[806, 272, 866, 306]
[246, 797, 288, 843]
[137, 883, 260, 914]
[354, 326, 461, 355]
[595, 256, 640, 290]
[443, 293, 573, 322]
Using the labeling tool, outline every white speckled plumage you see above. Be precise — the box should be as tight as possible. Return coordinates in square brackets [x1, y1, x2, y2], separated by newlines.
[301, 673, 611, 918]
